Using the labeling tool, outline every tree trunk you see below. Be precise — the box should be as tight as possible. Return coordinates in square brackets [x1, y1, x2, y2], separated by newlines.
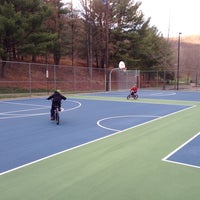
[1, 60, 6, 78]
[54, 53, 60, 65]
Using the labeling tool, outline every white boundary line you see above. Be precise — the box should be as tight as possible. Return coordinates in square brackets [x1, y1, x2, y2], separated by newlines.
[162, 132, 200, 169]
[149, 92, 176, 96]
[1, 101, 49, 107]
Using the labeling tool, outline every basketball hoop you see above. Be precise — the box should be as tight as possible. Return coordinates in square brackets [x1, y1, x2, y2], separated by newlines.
[109, 61, 127, 91]
[119, 61, 127, 72]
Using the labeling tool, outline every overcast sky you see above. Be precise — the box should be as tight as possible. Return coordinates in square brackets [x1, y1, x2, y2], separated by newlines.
[63, 0, 200, 37]
[140, 0, 200, 37]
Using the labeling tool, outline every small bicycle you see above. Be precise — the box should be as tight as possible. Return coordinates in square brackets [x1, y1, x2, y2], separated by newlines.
[127, 92, 138, 100]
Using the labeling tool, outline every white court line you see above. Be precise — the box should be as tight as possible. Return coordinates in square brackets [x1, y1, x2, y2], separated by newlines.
[0, 99, 81, 120]
[97, 115, 160, 132]
[1, 101, 49, 107]
[149, 92, 176, 96]
[162, 132, 200, 169]
[0, 107, 48, 115]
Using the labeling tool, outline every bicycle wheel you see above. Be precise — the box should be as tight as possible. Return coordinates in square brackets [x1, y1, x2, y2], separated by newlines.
[127, 94, 131, 100]
[55, 109, 60, 125]
[134, 94, 138, 100]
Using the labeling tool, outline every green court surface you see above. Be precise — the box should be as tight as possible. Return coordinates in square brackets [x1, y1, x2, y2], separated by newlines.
[1, 93, 200, 200]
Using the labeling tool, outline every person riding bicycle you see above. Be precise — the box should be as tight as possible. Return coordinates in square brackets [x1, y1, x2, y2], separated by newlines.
[130, 84, 138, 96]
[47, 90, 67, 120]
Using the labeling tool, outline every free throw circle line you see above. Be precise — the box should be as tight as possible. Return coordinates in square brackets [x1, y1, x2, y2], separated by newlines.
[97, 115, 160, 131]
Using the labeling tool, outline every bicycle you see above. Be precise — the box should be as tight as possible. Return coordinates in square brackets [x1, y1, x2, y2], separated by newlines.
[127, 92, 138, 100]
[47, 93, 66, 125]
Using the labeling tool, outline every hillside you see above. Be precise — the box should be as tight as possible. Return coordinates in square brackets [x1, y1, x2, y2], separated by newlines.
[168, 34, 200, 85]
[170, 35, 200, 44]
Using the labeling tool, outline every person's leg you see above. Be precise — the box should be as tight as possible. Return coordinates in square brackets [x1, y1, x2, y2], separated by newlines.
[58, 101, 61, 111]
[51, 105, 55, 120]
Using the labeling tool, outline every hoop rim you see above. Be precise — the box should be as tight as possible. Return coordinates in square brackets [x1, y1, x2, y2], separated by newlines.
[121, 67, 127, 72]
[119, 61, 125, 70]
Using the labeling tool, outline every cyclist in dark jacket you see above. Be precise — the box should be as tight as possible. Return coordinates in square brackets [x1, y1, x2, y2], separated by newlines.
[47, 90, 67, 120]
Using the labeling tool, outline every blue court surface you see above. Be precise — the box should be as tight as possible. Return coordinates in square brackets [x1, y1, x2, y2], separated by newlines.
[0, 90, 200, 175]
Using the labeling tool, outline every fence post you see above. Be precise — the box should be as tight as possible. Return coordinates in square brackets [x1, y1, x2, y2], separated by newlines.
[109, 68, 119, 91]
[29, 63, 32, 96]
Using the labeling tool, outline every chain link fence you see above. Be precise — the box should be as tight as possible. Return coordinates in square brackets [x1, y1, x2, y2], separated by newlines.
[109, 69, 139, 91]
[0, 60, 200, 96]
[0, 61, 106, 95]
[140, 69, 200, 90]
